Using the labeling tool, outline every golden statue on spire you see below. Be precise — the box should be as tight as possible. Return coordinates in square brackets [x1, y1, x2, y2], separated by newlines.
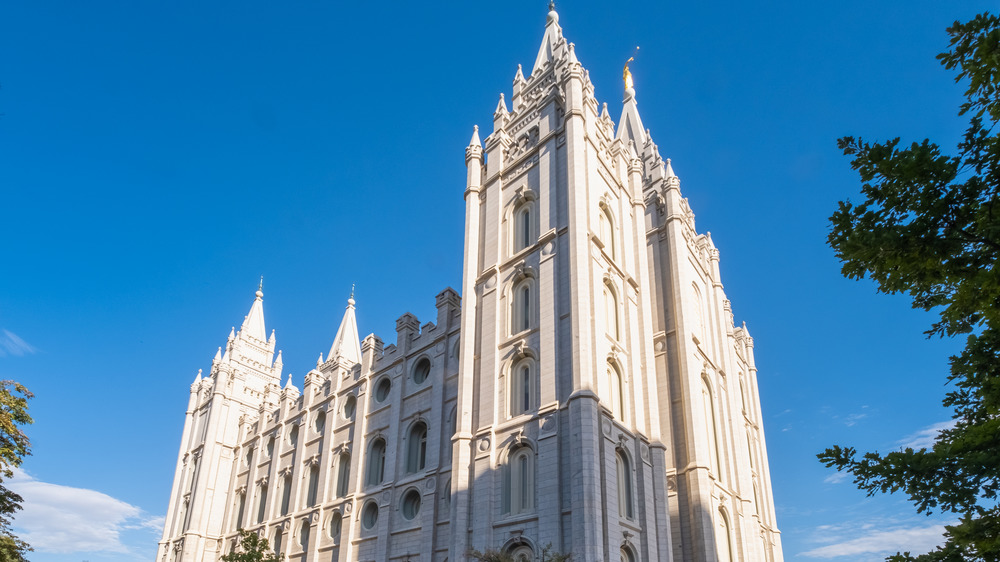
[623, 46, 640, 92]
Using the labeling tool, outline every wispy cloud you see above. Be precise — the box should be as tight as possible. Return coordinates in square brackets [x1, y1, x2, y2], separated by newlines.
[9, 469, 162, 556]
[0, 330, 36, 357]
[801, 521, 949, 558]
[823, 471, 848, 484]
[898, 420, 957, 450]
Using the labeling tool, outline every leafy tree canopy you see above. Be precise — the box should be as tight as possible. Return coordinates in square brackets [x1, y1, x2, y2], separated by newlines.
[819, 12, 1000, 562]
[0, 381, 31, 562]
[221, 529, 283, 562]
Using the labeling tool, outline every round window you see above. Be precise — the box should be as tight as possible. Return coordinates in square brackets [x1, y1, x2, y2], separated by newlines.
[374, 378, 391, 403]
[314, 411, 326, 433]
[343, 395, 357, 419]
[401, 489, 421, 520]
[412, 358, 431, 384]
[361, 501, 379, 529]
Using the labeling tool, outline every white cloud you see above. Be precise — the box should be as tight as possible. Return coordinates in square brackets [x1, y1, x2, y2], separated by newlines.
[801, 522, 949, 558]
[898, 420, 957, 450]
[0, 330, 36, 357]
[8, 469, 162, 555]
[823, 471, 848, 484]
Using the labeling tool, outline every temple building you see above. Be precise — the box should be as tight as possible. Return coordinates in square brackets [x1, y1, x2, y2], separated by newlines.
[158, 7, 783, 562]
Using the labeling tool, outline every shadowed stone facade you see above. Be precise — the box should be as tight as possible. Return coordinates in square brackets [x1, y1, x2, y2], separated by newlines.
[159, 8, 783, 562]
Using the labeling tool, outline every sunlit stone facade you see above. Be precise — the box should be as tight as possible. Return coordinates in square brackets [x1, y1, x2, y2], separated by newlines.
[159, 8, 783, 562]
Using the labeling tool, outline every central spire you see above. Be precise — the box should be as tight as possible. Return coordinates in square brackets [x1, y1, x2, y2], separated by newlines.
[328, 292, 362, 366]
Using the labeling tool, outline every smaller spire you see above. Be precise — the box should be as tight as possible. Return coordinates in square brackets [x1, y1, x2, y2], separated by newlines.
[567, 42, 578, 65]
[228, 327, 235, 340]
[317, 353, 324, 367]
[665, 158, 676, 178]
[274, 349, 283, 369]
[514, 64, 525, 83]
[268, 329, 276, 344]
[193, 369, 203, 384]
[214, 347, 222, 362]
[469, 125, 482, 148]
[495, 93, 509, 116]
[284, 373, 293, 389]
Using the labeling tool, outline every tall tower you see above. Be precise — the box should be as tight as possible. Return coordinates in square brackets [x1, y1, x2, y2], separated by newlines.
[452, 5, 783, 562]
[157, 287, 284, 562]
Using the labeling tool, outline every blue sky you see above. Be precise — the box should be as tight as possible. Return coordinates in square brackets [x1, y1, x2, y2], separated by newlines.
[0, 1, 992, 560]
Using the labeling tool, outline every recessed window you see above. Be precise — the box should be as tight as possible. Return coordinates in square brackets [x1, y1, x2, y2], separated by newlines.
[366, 438, 387, 486]
[412, 357, 431, 384]
[604, 282, 620, 340]
[280, 475, 292, 516]
[401, 488, 421, 520]
[314, 411, 326, 433]
[289, 425, 299, 446]
[245, 447, 254, 467]
[616, 449, 634, 519]
[510, 360, 537, 417]
[502, 446, 534, 516]
[511, 281, 533, 334]
[233, 491, 246, 530]
[256, 483, 267, 523]
[273, 528, 283, 555]
[609, 362, 624, 420]
[621, 546, 637, 562]
[343, 395, 357, 419]
[599, 205, 616, 260]
[306, 464, 319, 507]
[510, 545, 533, 562]
[266, 436, 275, 457]
[374, 378, 391, 403]
[336, 452, 351, 497]
[406, 422, 428, 473]
[298, 519, 310, 550]
[361, 501, 379, 530]
[513, 203, 533, 252]
[330, 512, 342, 543]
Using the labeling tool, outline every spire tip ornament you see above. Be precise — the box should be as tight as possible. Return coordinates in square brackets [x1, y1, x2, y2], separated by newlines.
[256, 276, 264, 298]
[624, 46, 640, 97]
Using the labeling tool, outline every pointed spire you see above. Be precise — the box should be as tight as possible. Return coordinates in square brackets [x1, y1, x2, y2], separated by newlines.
[240, 284, 267, 342]
[616, 86, 647, 147]
[494, 93, 509, 117]
[317, 353, 324, 367]
[532, 2, 563, 75]
[665, 158, 676, 178]
[214, 347, 223, 362]
[193, 369, 203, 384]
[567, 42, 578, 65]
[469, 125, 482, 148]
[328, 293, 362, 366]
[228, 327, 235, 341]
[600, 102, 610, 121]
[514, 64, 525, 83]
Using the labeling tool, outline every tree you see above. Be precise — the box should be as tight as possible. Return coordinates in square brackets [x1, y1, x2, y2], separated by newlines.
[221, 529, 283, 562]
[0, 381, 32, 562]
[819, 12, 1000, 561]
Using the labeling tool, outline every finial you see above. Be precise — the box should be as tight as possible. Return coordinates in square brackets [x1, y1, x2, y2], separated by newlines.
[256, 276, 263, 298]
[348, 284, 356, 307]
[623, 46, 640, 97]
[547, 1, 558, 23]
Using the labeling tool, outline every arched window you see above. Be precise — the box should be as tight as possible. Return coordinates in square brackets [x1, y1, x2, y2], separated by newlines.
[280, 475, 292, 516]
[366, 438, 386, 486]
[336, 452, 351, 497]
[510, 545, 534, 562]
[273, 528, 283, 555]
[604, 282, 620, 340]
[509, 360, 536, 417]
[599, 205, 616, 260]
[306, 464, 319, 507]
[256, 483, 267, 523]
[298, 519, 310, 551]
[511, 281, 533, 334]
[330, 512, 342, 544]
[233, 491, 246, 530]
[406, 422, 428, 473]
[616, 449, 634, 519]
[412, 357, 431, 384]
[514, 203, 532, 252]
[502, 446, 534, 515]
[374, 378, 392, 403]
[401, 488, 421, 520]
[621, 546, 637, 562]
[717, 508, 734, 562]
[609, 362, 624, 420]
[702, 379, 721, 477]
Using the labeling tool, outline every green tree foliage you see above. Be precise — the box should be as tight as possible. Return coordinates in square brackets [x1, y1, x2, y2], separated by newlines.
[819, 12, 1000, 562]
[0, 381, 32, 562]
[221, 529, 283, 562]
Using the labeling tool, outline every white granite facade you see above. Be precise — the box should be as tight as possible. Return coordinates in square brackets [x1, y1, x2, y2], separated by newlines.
[159, 8, 783, 562]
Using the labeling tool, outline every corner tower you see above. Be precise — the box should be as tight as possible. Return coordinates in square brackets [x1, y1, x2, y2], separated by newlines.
[158, 286, 284, 562]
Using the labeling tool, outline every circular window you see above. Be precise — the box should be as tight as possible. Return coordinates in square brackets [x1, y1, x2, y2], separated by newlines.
[330, 512, 342, 542]
[343, 395, 357, 419]
[314, 411, 326, 433]
[361, 501, 379, 530]
[401, 489, 421, 520]
[412, 358, 431, 384]
[374, 378, 391, 403]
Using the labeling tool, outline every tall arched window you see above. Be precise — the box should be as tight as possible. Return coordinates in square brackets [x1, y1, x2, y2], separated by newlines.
[621, 546, 637, 562]
[406, 422, 428, 473]
[273, 528, 283, 555]
[366, 438, 386, 487]
[336, 452, 351, 497]
[298, 519, 310, 551]
[502, 447, 534, 515]
[599, 205, 616, 260]
[604, 282, 620, 340]
[514, 204, 532, 252]
[717, 508, 734, 562]
[609, 362, 624, 420]
[616, 449, 634, 519]
[509, 360, 536, 417]
[233, 491, 246, 530]
[702, 379, 721, 477]
[306, 465, 319, 507]
[512, 281, 533, 334]
[280, 475, 292, 516]
[256, 483, 267, 523]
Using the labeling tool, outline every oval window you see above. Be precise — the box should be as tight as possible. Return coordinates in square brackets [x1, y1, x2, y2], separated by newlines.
[314, 411, 326, 433]
[412, 358, 431, 384]
[401, 489, 421, 520]
[375, 378, 391, 403]
[343, 395, 357, 419]
[361, 501, 379, 530]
